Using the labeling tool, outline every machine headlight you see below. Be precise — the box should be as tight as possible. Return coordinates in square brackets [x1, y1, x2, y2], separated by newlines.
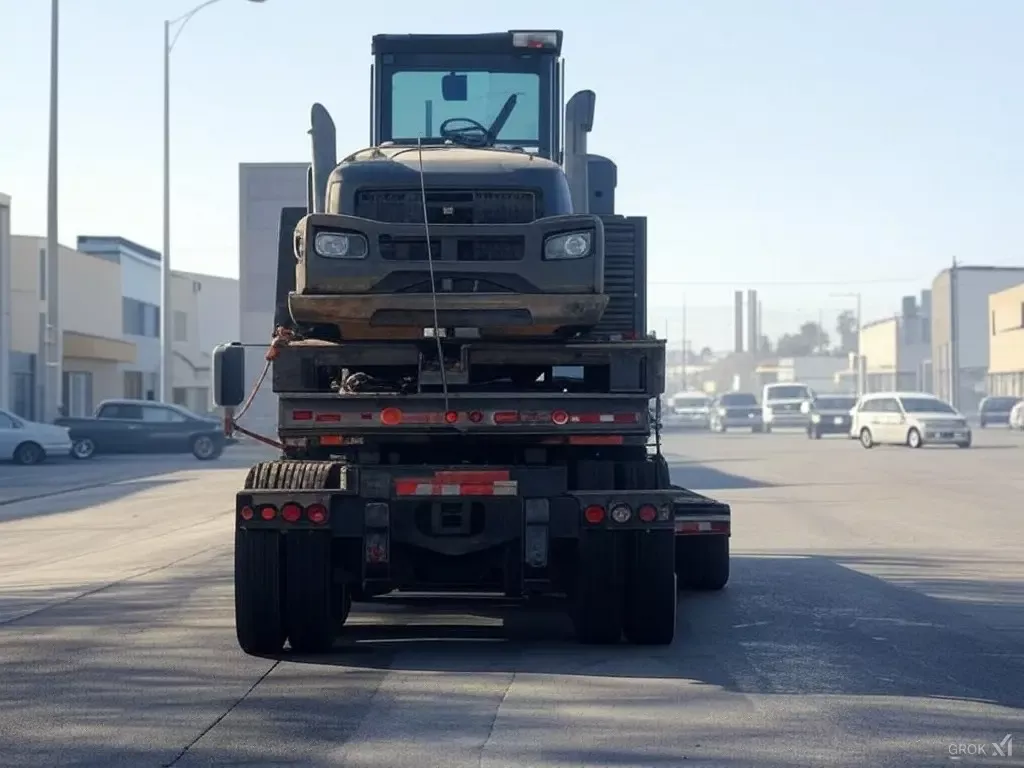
[314, 231, 368, 259]
[543, 231, 592, 260]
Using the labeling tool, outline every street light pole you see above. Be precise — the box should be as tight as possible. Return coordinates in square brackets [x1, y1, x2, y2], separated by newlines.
[161, 0, 266, 403]
[44, 0, 62, 422]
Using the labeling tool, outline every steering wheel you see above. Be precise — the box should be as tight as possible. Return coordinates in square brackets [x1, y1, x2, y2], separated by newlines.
[439, 117, 492, 146]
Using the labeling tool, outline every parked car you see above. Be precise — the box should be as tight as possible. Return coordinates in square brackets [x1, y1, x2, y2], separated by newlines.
[709, 391, 764, 432]
[850, 391, 971, 449]
[0, 408, 73, 465]
[801, 394, 858, 439]
[55, 399, 231, 460]
[978, 395, 1022, 428]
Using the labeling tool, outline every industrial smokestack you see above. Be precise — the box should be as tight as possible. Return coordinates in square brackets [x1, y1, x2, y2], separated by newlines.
[747, 289, 758, 354]
[733, 291, 744, 352]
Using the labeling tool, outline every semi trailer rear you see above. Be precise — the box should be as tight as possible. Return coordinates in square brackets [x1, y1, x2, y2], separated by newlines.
[215, 29, 731, 655]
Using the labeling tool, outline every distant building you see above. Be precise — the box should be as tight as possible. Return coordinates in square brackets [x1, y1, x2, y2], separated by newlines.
[987, 281, 1024, 397]
[931, 266, 1024, 410]
[76, 235, 216, 413]
[9, 236, 136, 419]
[754, 355, 848, 394]
[857, 292, 932, 393]
[238, 162, 309, 436]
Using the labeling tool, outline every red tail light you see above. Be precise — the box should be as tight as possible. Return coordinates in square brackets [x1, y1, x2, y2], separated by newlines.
[638, 504, 657, 523]
[240, 506, 254, 521]
[584, 505, 605, 524]
[281, 503, 302, 523]
[259, 506, 276, 521]
[444, 410, 458, 424]
[468, 410, 483, 423]
[292, 410, 313, 421]
[306, 503, 329, 524]
[380, 407, 402, 426]
[494, 411, 520, 424]
[551, 410, 569, 426]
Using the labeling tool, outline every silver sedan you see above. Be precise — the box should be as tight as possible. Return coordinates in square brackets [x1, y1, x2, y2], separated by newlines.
[0, 408, 73, 465]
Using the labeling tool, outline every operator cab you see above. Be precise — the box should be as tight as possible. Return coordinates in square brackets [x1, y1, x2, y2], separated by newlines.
[371, 30, 564, 160]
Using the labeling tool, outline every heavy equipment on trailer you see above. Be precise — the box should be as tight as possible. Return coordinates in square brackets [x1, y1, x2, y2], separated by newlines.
[214, 29, 732, 655]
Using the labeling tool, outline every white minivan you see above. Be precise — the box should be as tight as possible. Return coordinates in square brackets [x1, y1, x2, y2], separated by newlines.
[850, 391, 971, 449]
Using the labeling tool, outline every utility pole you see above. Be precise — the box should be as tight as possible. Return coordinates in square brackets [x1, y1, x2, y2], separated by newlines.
[680, 297, 688, 391]
[948, 257, 959, 408]
[44, 0, 62, 422]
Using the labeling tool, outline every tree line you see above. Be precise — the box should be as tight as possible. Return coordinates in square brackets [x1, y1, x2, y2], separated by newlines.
[771, 309, 859, 357]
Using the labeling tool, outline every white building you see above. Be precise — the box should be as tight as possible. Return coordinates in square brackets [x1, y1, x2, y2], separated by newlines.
[75, 235, 215, 414]
[238, 162, 308, 436]
[176, 271, 239, 363]
[931, 265, 1024, 411]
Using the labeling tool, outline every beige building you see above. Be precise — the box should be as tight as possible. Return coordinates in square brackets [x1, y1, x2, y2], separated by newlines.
[10, 236, 136, 419]
[857, 293, 931, 393]
[987, 281, 1024, 397]
[169, 271, 212, 414]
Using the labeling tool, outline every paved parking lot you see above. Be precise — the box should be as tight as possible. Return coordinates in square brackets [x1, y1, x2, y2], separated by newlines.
[0, 425, 1021, 766]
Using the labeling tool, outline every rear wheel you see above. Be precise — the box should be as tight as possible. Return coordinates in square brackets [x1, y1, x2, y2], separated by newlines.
[235, 529, 286, 655]
[13, 441, 45, 466]
[677, 535, 730, 591]
[191, 434, 223, 461]
[622, 530, 676, 644]
[285, 532, 336, 653]
[571, 530, 624, 643]
[71, 438, 95, 459]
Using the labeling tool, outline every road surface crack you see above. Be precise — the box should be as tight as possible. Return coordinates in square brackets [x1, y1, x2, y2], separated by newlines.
[162, 659, 281, 767]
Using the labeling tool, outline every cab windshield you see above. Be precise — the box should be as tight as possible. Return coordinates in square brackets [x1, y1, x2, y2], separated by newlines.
[389, 69, 542, 150]
[899, 397, 957, 414]
[674, 397, 709, 409]
[815, 396, 856, 410]
[766, 385, 810, 400]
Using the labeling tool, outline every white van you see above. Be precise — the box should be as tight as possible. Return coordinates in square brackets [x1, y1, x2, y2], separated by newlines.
[850, 391, 971, 448]
[761, 382, 813, 431]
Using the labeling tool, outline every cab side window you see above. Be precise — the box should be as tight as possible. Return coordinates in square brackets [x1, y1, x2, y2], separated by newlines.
[878, 398, 900, 413]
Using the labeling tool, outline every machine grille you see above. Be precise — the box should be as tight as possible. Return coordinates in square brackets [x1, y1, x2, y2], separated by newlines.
[355, 189, 538, 225]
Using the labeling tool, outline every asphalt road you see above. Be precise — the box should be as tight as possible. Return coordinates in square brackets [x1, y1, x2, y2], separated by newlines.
[1, 428, 1022, 767]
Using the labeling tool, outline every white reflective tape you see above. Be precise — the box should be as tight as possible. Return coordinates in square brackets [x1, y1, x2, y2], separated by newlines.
[599, 414, 614, 423]
[492, 481, 519, 496]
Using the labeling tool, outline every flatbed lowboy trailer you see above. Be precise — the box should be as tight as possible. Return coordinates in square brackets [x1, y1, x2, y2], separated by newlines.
[217, 28, 731, 655]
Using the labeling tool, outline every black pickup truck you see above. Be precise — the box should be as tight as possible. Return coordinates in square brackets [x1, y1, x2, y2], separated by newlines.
[55, 399, 229, 460]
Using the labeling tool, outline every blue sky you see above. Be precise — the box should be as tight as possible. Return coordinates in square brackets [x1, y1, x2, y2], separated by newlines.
[2, 0, 1022, 350]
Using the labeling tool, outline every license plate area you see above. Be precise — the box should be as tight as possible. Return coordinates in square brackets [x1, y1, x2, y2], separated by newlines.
[427, 501, 479, 536]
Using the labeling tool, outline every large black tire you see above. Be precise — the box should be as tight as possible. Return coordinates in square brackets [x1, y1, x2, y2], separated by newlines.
[285, 532, 335, 653]
[235, 529, 286, 655]
[71, 437, 96, 459]
[677, 535, 730, 591]
[13, 441, 45, 466]
[571, 530, 624, 644]
[191, 434, 223, 461]
[623, 530, 677, 644]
